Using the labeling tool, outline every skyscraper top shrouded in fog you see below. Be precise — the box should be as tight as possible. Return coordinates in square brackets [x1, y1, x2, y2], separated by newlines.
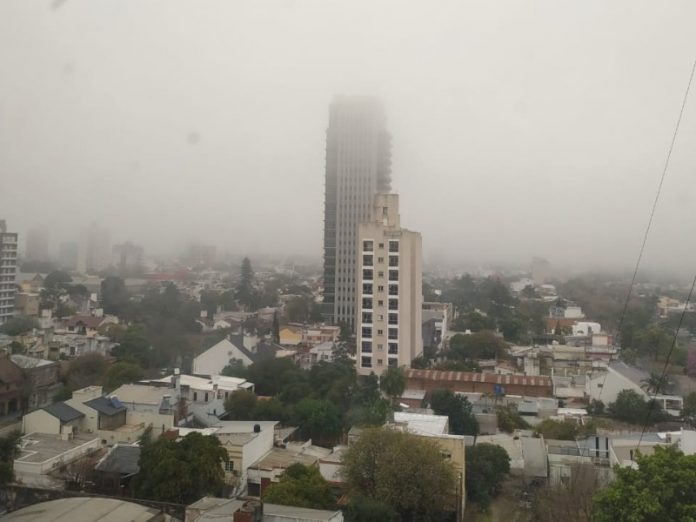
[322, 96, 392, 327]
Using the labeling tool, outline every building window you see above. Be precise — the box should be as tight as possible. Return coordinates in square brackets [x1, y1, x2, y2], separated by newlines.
[388, 328, 398, 340]
[389, 241, 399, 253]
[363, 269, 373, 280]
[378, 242, 385, 249]
[361, 357, 372, 368]
[388, 358, 398, 367]
[193, 392, 198, 401]
[389, 299, 399, 311]
[377, 344, 383, 351]
[362, 341, 373, 353]
[362, 283, 373, 295]
[362, 298, 373, 309]
[389, 270, 399, 282]
[388, 313, 398, 325]
[362, 312, 372, 324]
[388, 342, 398, 354]
[389, 256, 399, 267]
[363, 240, 373, 252]
[377, 285, 385, 292]
[224, 461, 235, 471]
[378, 271, 384, 278]
[377, 359, 383, 366]
[361, 326, 372, 337]
[363, 255, 373, 266]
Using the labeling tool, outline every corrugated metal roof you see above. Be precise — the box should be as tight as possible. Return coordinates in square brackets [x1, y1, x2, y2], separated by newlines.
[85, 396, 127, 416]
[405, 368, 552, 387]
[95, 445, 140, 475]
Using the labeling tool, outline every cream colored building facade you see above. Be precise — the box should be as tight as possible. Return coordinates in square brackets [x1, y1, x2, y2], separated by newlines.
[356, 194, 422, 376]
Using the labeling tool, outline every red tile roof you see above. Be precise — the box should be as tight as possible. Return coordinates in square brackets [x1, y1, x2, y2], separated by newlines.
[64, 315, 104, 329]
[405, 368, 552, 388]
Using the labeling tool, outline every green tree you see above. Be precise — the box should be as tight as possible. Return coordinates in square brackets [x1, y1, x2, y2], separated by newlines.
[0, 316, 39, 336]
[535, 419, 596, 441]
[44, 270, 72, 289]
[66, 353, 108, 389]
[247, 358, 306, 396]
[342, 427, 457, 521]
[344, 496, 398, 522]
[103, 361, 144, 392]
[135, 432, 228, 504]
[683, 392, 696, 427]
[272, 311, 280, 344]
[236, 257, 257, 311]
[608, 389, 668, 425]
[380, 366, 406, 404]
[285, 297, 310, 323]
[101, 276, 130, 316]
[593, 446, 696, 522]
[466, 443, 511, 509]
[0, 430, 21, 487]
[496, 405, 530, 433]
[221, 360, 249, 379]
[640, 372, 668, 395]
[292, 398, 342, 446]
[262, 463, 335, 510]
[429, 388, 479, 436]
[110, 325, 152, 367]
[224, 390, 258, 420]
[447, 331, 508, 360]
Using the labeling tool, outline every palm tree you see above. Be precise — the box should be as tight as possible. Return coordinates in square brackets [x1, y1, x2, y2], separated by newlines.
[641, 372, 667, 395]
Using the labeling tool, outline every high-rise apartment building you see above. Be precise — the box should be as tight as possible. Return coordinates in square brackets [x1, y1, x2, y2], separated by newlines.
[322, 96, 391, 326]
[0, 220, 18, 324]
[356, 194, 422, 377]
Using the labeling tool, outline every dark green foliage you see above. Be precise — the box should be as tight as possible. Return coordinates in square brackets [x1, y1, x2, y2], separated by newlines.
[587, 399, 605, 415]
[44, 270, 72, 289]
[262, 463, 335, 509]
[344, 495, 399, 522]
[593, 446, 696, 521]
[134, 432, 227, 504]
[447, 331, 508, 361]
[429, 388, 479, 436]
[0, 431, 21, 486]
[103, 361, 144, 392]
[496, 405, 530, 433]
[379, 366, 406, 403]
[100, 276, 129, 315]
[272, 311, 280, 344]
[224, 390, 258, 420]
[247, 357, 306, 397]
[292, 398, 342, 445]
[66, 353, 108, 389]
[683, 392, 696, 427]
[110, 325, 152, 367]
[236, 257, 257, 310]
[535, 419, 596, 441]
[608, 389, 669, 425]
[343, 428, 457, 521]
[221, 360, 248, 379]
[0, 316, 39, 336]
[465, 443, 511, 509]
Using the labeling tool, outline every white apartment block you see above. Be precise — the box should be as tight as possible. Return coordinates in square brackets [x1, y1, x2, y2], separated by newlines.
[356, 194, 422, 376]
[0, 220, 18, 324]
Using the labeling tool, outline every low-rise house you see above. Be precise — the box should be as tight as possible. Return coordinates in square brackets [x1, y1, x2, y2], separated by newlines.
[279, 325, 303, 346]
[297, 342, 336, 370]
[193, 334, 283, 374]
[0, 351, 23, 416]
[108, 383, 182, 434]
[23, 402, 84, 437]
[586, 361, 683, 416]
[247, 441, 331, 497]
[62, 315, 113, 336]
[186, 498, 344, 522]
[13, 432, 102, 488]
[93, 443, 141, 495]
[10, 354, 60, 411]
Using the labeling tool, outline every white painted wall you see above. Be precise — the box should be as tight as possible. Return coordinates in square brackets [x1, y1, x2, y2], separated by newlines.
[193, 339, 252, 375]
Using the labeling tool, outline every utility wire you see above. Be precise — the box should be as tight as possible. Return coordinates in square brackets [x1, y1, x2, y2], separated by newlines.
[636, 272, 696, 450]
[596, 56, 696, 403]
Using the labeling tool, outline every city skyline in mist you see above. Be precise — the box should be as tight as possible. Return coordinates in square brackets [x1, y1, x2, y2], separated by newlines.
[2, 1, 696, 275]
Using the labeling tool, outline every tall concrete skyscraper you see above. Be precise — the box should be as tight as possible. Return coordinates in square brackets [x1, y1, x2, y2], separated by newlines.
[355, 194, 423, 377]
[0, 220, 18, 324]
[322, 96, 392, 326]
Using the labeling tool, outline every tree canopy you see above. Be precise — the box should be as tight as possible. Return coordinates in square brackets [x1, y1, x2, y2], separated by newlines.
[0, 316, 39, 336]
[465, 443, 511, 509]
[447, 331, 509, 361]
[0, 431, 21, 487]
[134, 432, 228, 504]
[342, 427, 457, 521]
[607, 389, 668, 425]
[262, 463, 335, 510]
[103, 361, 144, 393]
[593, 446, 696, 522]
[429, 388, 479, 436]
[101, 276, 129, 315]
[379, 366, 406, 403]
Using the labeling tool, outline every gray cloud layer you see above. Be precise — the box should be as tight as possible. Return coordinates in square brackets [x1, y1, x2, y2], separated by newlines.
[1, 1, 695, 273]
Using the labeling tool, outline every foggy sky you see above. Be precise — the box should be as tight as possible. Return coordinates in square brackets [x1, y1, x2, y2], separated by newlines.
[2, 1, 696, 274]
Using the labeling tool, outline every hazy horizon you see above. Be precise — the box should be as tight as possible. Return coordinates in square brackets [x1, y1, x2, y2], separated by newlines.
[2, 1, 696, 276]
